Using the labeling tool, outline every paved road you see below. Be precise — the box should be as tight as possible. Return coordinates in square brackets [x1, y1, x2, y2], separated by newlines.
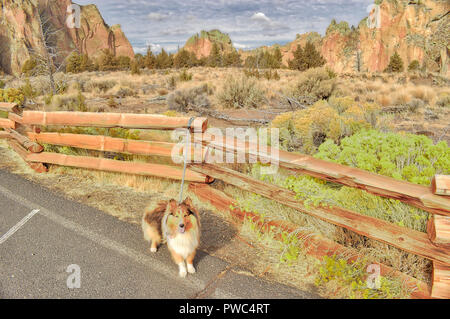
[0, 169, 318, 299]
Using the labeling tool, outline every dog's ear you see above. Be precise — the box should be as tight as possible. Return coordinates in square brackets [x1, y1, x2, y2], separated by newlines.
[183, 197, 200, 222]
[167, 199, 178, 215]
[183, 197, 194, 208]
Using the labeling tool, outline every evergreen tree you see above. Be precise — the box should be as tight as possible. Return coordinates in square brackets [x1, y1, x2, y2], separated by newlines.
[98, 49, 118, 71]
[208, 43, 222, 67]
[272, 47, 283, 69]
[155, 49, 172, 69]
[288, 45, 305, 71]
[174, 49, 191, 68]
[134, 53, 145, 69]
[223, 50, 241, 67]
[385, 52, 404, 73]
[408, 60, 420, 72]
[302, 41, 326, 69]
[288, 41, 325, 71]
[144, 47, 156, 69]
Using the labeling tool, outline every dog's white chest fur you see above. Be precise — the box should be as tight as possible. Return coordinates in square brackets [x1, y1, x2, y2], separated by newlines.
[167, 234, 199, 259]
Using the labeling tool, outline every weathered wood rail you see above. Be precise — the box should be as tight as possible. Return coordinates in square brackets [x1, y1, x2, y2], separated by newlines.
[1, 103, 449, 298]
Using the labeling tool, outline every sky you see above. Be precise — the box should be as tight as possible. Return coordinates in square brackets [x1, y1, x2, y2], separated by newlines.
[74, 0, 375, 54]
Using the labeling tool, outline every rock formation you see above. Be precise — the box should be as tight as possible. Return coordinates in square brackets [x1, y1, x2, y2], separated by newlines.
[184, 29, 234, 59]
[244, 0, 449, 74]
[0, 0, 134, 75]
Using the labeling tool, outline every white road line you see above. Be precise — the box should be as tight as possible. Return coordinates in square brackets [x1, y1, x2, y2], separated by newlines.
[0, 184, 237, 298]
[0, 209, 40, 245]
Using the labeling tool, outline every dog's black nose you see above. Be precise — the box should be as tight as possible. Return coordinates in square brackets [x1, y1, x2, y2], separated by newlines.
[179, 224, 185, 228]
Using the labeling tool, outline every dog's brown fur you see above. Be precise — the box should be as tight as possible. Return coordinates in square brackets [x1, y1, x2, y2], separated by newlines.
[142, 197, 201, 277]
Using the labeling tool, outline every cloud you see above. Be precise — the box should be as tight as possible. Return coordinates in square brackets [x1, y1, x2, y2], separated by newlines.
[148, 12, 169, 21]
[74, 0, 375, 52]
[251, 12, 271, 23]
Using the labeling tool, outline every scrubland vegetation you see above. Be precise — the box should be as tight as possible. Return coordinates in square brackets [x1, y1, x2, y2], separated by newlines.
[0, 45, 449, 299]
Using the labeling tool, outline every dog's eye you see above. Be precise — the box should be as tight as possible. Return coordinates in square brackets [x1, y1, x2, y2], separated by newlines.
[188, 209, 195, 216]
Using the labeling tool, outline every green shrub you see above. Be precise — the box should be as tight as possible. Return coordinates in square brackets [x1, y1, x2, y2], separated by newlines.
[385, 52, 404, 73]
[218, 76, 265, 108]
[21, 58, 37, 76]
[271, 99, 379, 153]
[0, 80, 5, 89]
[66, 52, 94, 73]
[0, 88, 25, 104]
[315, 130, 450, 186]
[288, 67, 336, 105]
[179, 69, 193, 82]
[21, 79, 37, 99]
[436, 94, 450, 108]
[167, 84, 210, 112]
[315, 256, 405, 299]
[130, 60, 141, 75]
[408, 60, 420, 72]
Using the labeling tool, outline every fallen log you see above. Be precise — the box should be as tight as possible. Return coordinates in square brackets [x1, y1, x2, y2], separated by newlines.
[6, 139, 47, 173]
[27, 152, 213, 184]
[0, 118, 15, 129]
[22, 111, 208, 132]
[0, 102, 20, 114]
[189, 163, 450, 265]
[198, 134, 450, 216]
[432, 175, 450, 196]
[189, 183, 432, 299]
[427, 215, 450, 246]
[7, 129, 43, 153]
[431, 262, 450, 299]
[27, 132, 206, 161]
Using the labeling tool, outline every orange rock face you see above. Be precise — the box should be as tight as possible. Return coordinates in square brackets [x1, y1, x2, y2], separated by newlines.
[0, 0, 134, 75]
[261, 0, 449, 74]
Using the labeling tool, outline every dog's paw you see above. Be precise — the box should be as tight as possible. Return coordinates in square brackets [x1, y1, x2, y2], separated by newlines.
[187, 264, 196, 274]
[179, 269, 187, 278]
[150, 247, 157, 253]
[178, 263, 187, 278]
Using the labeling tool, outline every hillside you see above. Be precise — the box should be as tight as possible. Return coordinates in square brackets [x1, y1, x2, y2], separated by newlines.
[184, 29, 235, 59]
[0, 0, 134, 75]
[243, 0, 449, 74]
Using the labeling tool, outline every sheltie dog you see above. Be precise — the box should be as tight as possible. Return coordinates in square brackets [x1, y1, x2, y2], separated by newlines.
[142, 197, 201, 277]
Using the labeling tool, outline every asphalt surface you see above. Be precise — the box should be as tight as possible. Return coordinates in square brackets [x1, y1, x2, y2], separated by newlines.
[0, 169, 318, 299]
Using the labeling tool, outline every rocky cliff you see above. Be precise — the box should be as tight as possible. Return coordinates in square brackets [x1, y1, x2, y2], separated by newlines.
[246, 0, 449, 74]
[0, 0, 134, 75]
[184, 29, 234, 59]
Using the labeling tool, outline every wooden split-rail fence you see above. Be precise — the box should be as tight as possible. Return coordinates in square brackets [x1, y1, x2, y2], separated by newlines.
[0, 102, 449, 299]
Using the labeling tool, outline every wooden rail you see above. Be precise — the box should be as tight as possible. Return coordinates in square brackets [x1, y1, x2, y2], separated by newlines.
[0, 118, 15, 129]
[198, 134, 450, 216]
[0, 102, 20, 114]
[2, 108, 449, 298]
[189, 163, 450, 265]
[189, 183, 432, 299]
[27, 132, 206, 160]
[22, 111, 208, 132]
[27, 152, 212, 183]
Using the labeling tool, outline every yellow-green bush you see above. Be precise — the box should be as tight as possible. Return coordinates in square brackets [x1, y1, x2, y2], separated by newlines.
[315, 255, 406, 299]
[271, 98, 379, 153]
[0, 88, 25, 104]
